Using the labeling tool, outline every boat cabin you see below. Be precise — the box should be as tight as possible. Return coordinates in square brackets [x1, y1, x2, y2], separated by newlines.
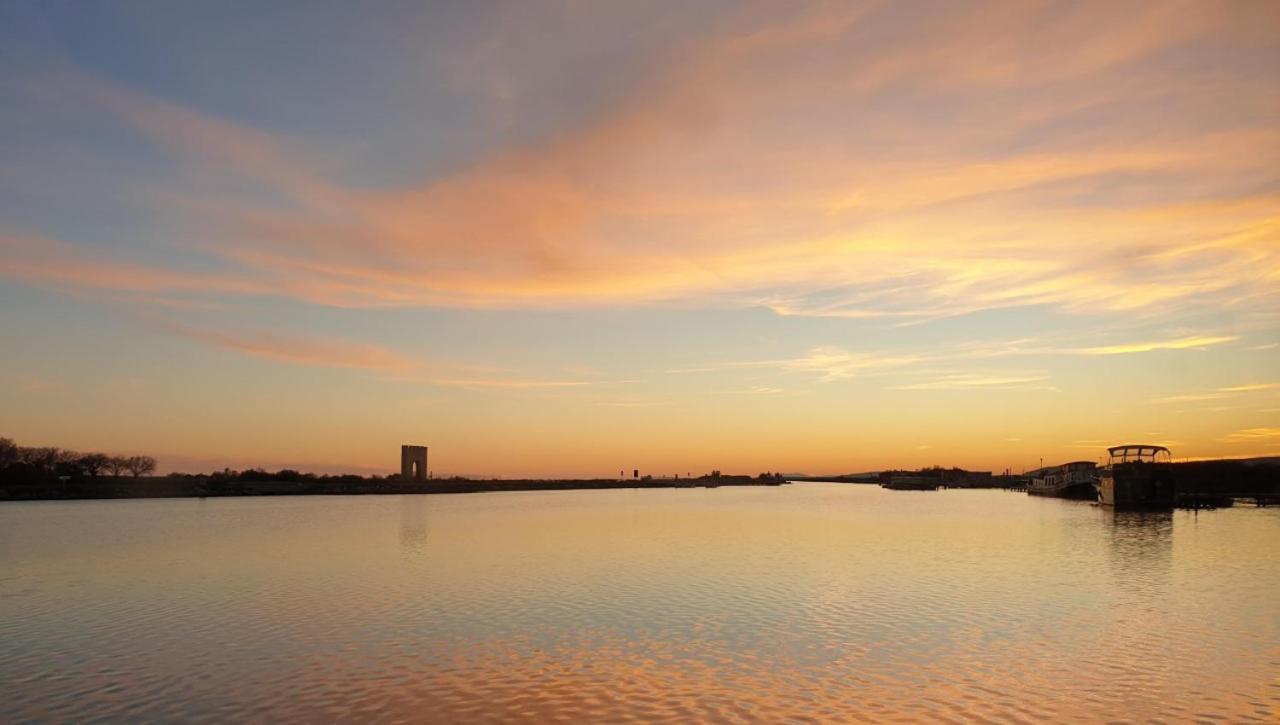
[1106, 445, 1171, 466]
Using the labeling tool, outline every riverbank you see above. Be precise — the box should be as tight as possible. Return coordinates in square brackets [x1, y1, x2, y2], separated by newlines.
[0, 475, 788, 501]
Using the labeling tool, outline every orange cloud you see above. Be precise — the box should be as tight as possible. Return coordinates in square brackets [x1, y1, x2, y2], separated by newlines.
[3, 2, 1277, 330]
[1220, 428, 1280, 443]
[0, 233, 267, 299]
[426, 378, 601, 390]
[159, 323, 413, 371]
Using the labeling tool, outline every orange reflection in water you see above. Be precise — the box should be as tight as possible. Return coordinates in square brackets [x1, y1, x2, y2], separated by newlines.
[0, 487, 1276, 722]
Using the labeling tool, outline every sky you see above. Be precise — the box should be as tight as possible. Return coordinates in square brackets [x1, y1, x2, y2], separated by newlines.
[1, 1, 1277, 477]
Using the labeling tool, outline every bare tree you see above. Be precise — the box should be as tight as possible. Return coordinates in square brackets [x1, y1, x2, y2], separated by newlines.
[124, 455, 157, 478]
[79, 453, 110, 477]
[106, 456, 130, 477]
[20, 447, 62, 475]
[54, 449, 85, 477]
[0, 437, 17, 467]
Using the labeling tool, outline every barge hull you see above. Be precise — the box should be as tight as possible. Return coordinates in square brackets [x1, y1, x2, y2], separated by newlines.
[1097, 463, 1175, 509]
[1027, 481, 1097, 500]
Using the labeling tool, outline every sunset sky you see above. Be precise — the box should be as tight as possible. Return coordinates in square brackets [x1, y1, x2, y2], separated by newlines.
[1, 1, 1277, 476]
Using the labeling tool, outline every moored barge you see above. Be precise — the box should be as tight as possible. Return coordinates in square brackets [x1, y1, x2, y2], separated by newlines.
[1096, 444, 1174, 509]
[1027, 461, 1098, 500]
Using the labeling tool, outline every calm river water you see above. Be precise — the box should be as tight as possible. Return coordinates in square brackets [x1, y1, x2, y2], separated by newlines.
[1, 484, 1277, 722]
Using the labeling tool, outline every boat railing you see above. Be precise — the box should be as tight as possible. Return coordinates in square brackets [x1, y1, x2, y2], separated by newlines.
[1105, 445, 1172, 467]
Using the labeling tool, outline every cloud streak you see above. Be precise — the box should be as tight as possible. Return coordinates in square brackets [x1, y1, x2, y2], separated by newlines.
[892, 373, 1052, 391]
[153, 319, 639, 393]
[1153, 382, 1279, 405]
[158, 323, 414, 372]
[1220, 428, 1280, 443]
[1, 2, 1276, 329]
[1072, 335, 1240, 356]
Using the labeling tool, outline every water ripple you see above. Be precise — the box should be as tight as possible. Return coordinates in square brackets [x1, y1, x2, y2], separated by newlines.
[0, 487, 1276, 722]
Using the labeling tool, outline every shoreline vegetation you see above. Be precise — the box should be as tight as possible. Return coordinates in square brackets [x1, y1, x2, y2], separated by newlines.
[0, 436, 792, 501]
[0, 474, 791, 501]
[3, 437, 1275, 503]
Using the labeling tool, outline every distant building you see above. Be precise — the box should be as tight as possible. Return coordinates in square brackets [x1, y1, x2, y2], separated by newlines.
[401, 445, 428, 482]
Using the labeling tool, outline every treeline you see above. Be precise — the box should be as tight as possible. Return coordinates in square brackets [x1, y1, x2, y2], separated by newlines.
[0, 437, 155, 485]
[704, 470, 786, 480]
[165, 468, 382, 485]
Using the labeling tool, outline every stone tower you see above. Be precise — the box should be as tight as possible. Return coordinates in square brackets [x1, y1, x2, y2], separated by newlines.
[401, 445, 428, 482]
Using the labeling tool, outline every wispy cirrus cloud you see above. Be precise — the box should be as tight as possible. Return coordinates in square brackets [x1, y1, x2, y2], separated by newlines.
[158, 322, 414, 372]
[667, 329, 1243, 391]
[154, 319, 640, 392]
[380, 366, 640, 392]
[1153, 382, 1279, 405]
[0, 233, 266, 301]
[781, 347, 924, 382]
[2, 2, 1277, 327]
[892, 373, 1053, 391]
[426, 378, 604, 391]
[1220, 428, 1280, 443]
[666, 346, 922, 383]
[1219, 384, 1280, 394]
[595, 400, 670, 408]
[1071, 335, 1239, 356]
[739, 386, 785, 395]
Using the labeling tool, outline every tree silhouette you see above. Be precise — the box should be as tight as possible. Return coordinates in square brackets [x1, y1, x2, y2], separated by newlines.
[78, 453, 110, 477]
[106, 456, 130, 477]
[124, 455, 156, 478]
[0, 438, 17, 467]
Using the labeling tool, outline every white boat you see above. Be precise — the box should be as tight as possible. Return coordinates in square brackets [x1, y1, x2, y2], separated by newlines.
[1027, 461, 1098, 500]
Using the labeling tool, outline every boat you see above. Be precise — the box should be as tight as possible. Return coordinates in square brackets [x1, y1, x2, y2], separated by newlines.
[1027, 461, 1098, 499]
[1096, 444, 1174, 509]
[881, 474, 940, 491]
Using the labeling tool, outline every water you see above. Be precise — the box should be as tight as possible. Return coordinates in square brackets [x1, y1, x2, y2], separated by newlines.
[1, 485, 1276, 722]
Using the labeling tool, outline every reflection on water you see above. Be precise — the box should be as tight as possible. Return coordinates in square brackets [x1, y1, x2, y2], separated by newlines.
[0, 486, 1276, 722]
[1105, 509, 1174, 577]
[399, 495, 429, 554]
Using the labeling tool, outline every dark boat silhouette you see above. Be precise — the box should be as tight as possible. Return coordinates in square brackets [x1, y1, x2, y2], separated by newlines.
[1097, 444, 1174, 508]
